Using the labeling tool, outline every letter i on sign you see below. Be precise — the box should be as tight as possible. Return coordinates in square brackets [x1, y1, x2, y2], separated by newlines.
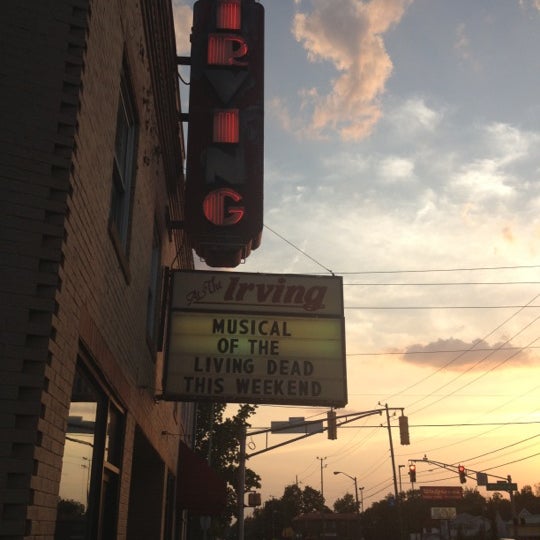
[209, 0, 245, 145]
[217, 0, 241, 31]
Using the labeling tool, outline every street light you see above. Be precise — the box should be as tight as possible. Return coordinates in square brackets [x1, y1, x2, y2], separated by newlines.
[333, 471, 359, 514]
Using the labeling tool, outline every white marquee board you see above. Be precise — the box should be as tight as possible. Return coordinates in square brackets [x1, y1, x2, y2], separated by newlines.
[163, 270, 347, 407]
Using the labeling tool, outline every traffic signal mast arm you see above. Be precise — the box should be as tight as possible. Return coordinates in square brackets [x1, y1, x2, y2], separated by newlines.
[409, 456, 511, 484]
[245, 408, 408, 458]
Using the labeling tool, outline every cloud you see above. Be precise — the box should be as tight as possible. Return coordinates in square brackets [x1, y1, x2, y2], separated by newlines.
[402, 338, 532, 369]
[448, 122, 539, 204]
[378, 156, 415, 182]
[383, 98, 444, 144]
[454, 23, 481, 72]
[484, 122, 532, 165]
[291, 0, 413, 141]
[518, 0, 540, 12]
[172, 2, 192, 54]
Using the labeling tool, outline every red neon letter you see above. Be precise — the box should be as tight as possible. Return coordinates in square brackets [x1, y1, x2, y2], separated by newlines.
[217, 0, 241, 30]
[213, 109, 239, 143]
[203, 188, 245, 225]
[207, 34, 248, 66]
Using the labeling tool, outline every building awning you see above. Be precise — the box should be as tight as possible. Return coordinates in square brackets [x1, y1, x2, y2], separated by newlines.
[177, 442, 228, 515]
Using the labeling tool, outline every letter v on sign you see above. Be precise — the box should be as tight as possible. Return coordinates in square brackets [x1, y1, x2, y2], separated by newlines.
[205, 71, 249, 104]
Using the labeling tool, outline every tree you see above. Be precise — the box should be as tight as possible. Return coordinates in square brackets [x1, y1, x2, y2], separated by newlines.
[515, 485, 540, 514]
[457, 488, 487, 515]
[280, 484, 304, 522]
[334, 492, 357, 513]
[301, 485, 328, 513]
[191, 402, 261, 538]
[57, 498, 85, 518]
[244, 483, 328, 540]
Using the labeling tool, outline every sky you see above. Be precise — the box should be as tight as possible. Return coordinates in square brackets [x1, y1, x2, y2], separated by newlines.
[172, 0, 540, 510]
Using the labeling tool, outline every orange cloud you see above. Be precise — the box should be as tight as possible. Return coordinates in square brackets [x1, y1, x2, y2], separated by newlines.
[403, 338, 532, 370]
[172, 2, 192, 55]
[502, 225, 515, 243]
[293, 0, 413, 140]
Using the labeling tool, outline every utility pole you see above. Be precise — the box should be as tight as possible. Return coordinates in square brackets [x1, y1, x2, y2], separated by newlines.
[316, 456, 327, 498]
[238, 426, 246, 540]
[383, 403, 405, 540]
[383, 404, 399, 503]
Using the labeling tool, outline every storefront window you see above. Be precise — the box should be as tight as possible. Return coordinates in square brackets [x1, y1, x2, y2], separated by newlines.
[55, 363, 124, 540]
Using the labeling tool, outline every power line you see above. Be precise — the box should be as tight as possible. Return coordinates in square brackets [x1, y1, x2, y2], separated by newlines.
[344, 281, 540, 286]
[263, 224, 540, 277]
[469, 441, 540, 468]
[264, 225, 335, 275]
[409, 332, 540, 415]
[410, 421, 540, 427]
[345, 304, 540, 309]
[480, 452, 540, 472]
[382, 295, 539, 404]
[338, 265, 540, 275]
[337, 421, 540, 428]
[347, 346, 540, 356]
[397, 407, 540, 461]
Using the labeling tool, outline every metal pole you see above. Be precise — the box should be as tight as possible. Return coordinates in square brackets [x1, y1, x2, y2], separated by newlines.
[238, 427, 246, 540]
[316, 456, 326, 497]
[384, 404, 399, 502]
[384, 403, 405, 540]
[508, 474, 518, 540]
[353, 477, 359, 515]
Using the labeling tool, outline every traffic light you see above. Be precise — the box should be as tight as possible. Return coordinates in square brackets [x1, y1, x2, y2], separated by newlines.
[408, 464, 416, 483]
[185, 0, 265, 267]
[398, 415, 410, 445]
[458, 465, 467, 483]
[327, 410, 337, 439]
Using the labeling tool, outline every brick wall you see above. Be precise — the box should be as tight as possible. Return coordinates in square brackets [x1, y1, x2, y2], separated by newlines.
[1, 1, 89, 537]
[0, 0, 192, 537]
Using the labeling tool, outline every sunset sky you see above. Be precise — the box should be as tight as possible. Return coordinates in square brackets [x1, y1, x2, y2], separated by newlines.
[172, 0, 540, 509]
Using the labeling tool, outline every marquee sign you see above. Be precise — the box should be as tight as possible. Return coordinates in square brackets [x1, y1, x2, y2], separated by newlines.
[163, 270, 347, 407]
[420, 486, 463, 500]
[185, 0, 264, 268]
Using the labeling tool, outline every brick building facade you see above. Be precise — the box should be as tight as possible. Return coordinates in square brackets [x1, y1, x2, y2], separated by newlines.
[0, 0, 213, 538]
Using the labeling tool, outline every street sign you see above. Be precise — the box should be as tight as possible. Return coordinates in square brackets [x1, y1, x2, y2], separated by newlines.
[271, 418, 324, 434]
[486, 482, 517, 491]
[476, 472, 488, 486]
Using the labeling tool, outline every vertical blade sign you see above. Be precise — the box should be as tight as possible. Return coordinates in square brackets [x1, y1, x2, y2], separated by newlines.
[185, 0, 265, 268]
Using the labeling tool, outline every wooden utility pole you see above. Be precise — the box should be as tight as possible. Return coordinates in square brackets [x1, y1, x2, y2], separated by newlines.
[316, 456, 327, 497]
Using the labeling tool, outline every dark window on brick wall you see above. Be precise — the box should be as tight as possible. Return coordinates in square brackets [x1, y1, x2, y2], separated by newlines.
[55, 360, 125, 540]
[110, 65, 138, 258]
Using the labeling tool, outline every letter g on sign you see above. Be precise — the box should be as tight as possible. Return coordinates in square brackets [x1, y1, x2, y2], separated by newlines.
[203, 188, 245, 225]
